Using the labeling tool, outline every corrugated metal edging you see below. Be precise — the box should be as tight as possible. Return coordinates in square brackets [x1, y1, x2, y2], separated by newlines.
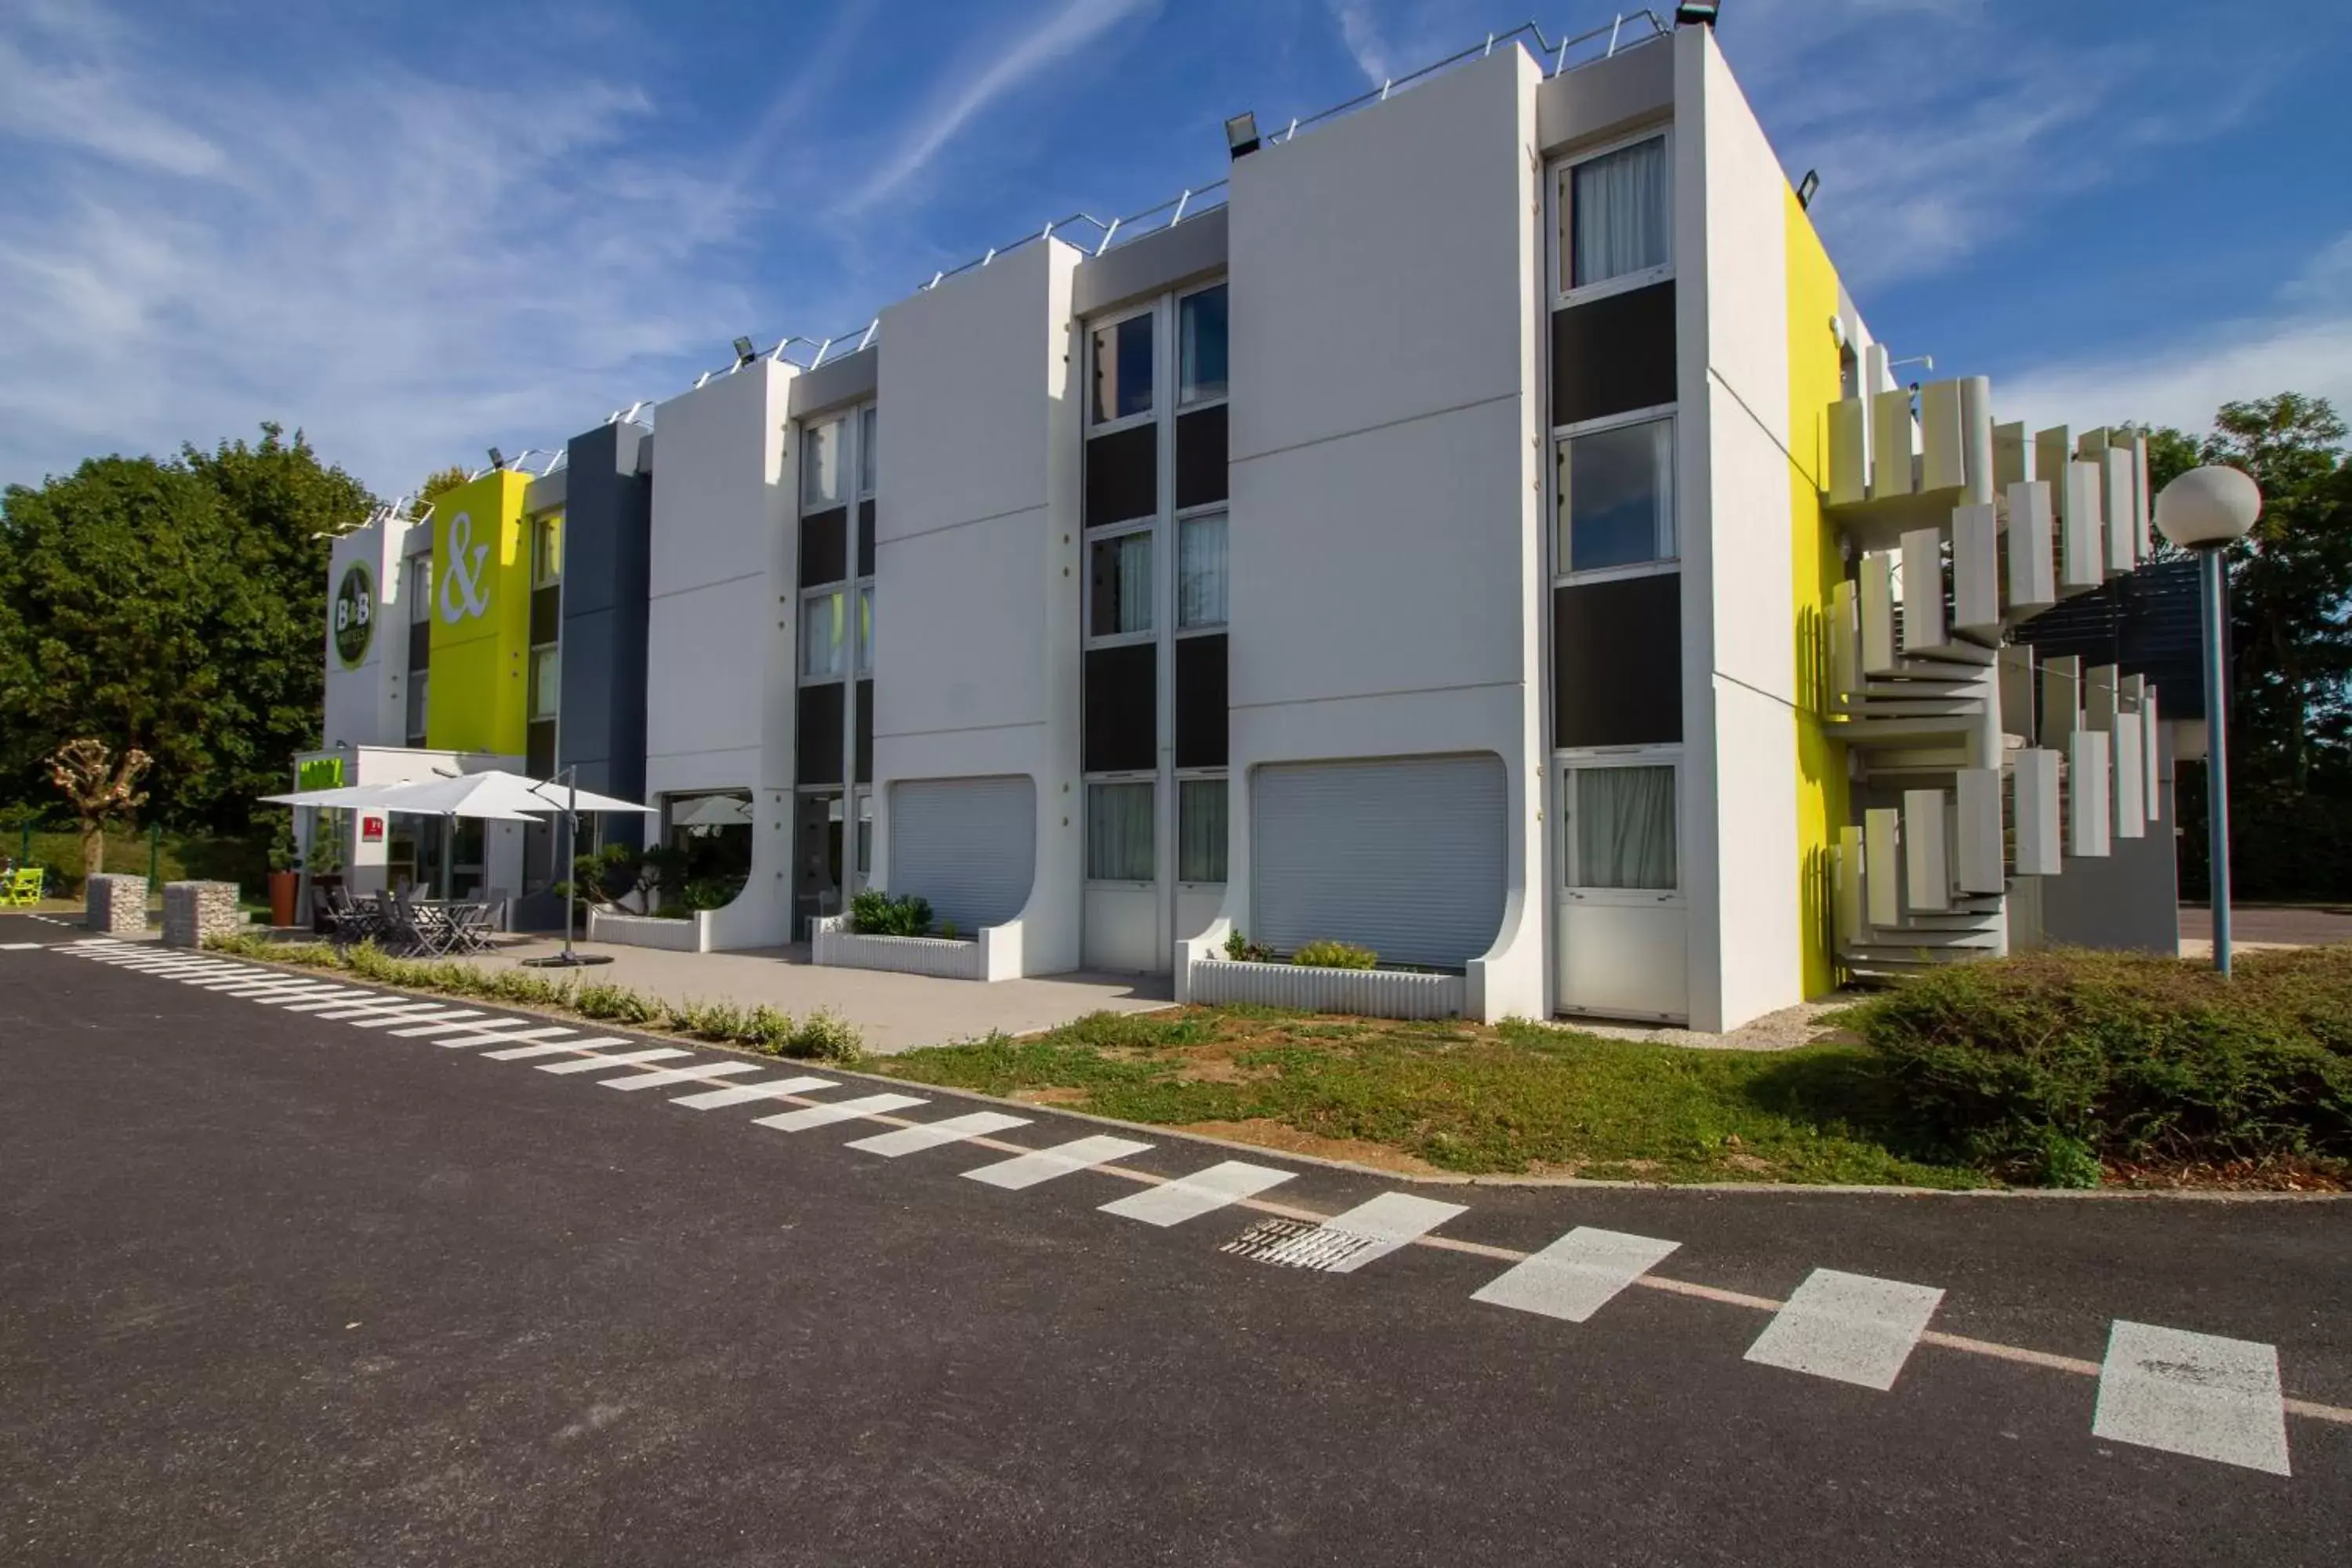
[812, 920, 985, 980]
[1189, 959, 1465, 1020]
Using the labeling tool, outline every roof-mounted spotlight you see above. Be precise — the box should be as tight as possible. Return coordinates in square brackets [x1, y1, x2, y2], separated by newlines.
[486, 446, 506, 470]
[1796, 169, 1820, 209]
[732, 336, 757, 366]
[1225, 111, 1260, 159]
[1675, 2, 1721, 25]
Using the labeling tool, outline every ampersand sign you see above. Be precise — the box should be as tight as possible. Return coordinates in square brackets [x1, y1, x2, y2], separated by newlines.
[439, 510, 492, 624]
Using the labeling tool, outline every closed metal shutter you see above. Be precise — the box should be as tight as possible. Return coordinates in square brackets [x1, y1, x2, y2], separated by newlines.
[1254, 754, 1505, 968]
[889, 776, 1036, 933]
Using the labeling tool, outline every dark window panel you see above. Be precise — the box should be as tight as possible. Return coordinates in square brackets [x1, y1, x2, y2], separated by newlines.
[1174, 633, 1228, 769]
[855, 679, 873, 785]
[526, 719, 557, 778]
[857, 499, 877, 579]
[1085, 423, 1156, 528]
[1551, 281, 1677, 428]
[529, 585, 562, 646]
[1175, 405, 1228, 511]
[1083, 643, 1156, 773]
[1552, 575, 1682, 746]
[407, 619, 430, 670]
[797, 681, 845, 785]
[800, 506, 848, 587]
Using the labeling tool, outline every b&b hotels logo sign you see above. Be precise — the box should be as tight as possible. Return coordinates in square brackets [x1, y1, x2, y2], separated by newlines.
[439, 510, 492, 625]
[333, 563, 375, 667]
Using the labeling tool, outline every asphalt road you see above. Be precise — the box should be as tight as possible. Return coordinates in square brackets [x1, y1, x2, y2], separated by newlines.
[3, 916, 2347, 1566]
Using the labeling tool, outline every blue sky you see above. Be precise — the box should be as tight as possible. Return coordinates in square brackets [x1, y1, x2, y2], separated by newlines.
[2, 0, 2346, 499]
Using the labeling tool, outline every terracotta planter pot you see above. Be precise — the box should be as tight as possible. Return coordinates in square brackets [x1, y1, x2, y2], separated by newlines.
[267, 870, 299, 929]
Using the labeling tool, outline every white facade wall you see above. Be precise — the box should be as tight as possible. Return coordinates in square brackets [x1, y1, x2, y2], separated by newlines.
[645, 359, 798, 947]
[1200, 46, 1547, 1022]
[322, 516, 408, 750]
[871, 241, 1084, 976]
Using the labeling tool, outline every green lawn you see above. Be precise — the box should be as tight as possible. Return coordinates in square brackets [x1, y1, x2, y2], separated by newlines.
[875, 1007, 1987, 1187]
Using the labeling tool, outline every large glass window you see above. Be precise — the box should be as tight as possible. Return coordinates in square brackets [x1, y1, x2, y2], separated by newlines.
[1562, 133, 1670, 294]
[1088, 530, 1153, 637]
[405, 671, 429, 740]
[855, 584, 873, 673]
[803, 416, 846, 508]
[1564, 764, 1677, 891]
[531, 514, 563, 586]
[1557, 416, 1674, 574]
[1178, 285, 1228, 405]
[1087, 781, 1154, 880]
[528, 646, 560, 721]
[408, 555, 432, 620]
[1178, 778, 1227, 883]
[802, 588, 848, 679]
[1177, 511, 1227, 629]
[1091, 313, 1153, 425]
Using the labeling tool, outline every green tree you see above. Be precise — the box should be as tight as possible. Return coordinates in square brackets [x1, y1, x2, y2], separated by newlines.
[410, 465, 469, 518]
[0, 424, 376, 834]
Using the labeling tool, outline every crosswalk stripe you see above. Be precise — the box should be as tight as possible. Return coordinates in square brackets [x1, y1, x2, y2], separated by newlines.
[429, 1025, 583, 1049]
[538, 1047, 688, 1075]
[278, 995, 397, 1013]
[481, 1037, 631, 1061]
[1099, 1160, 1294, 1226]
[390, 1017, 535, 1039]
[1471, 1226, 1682, 1323]
[848, 1111, 1032, 1157]
[1744, 1268, 1944, 1391]
[670, 1075, 837, 1109]
[304, 1001, 454, 1022]
[1229, 1192, 1467, 1272]
[597, 1062, 764, 1092]
[252, 986, 370, 1004]
[0, 942, 44, 951]
[2093, 1321, 2292, 1475]
[346, 1008, 485, 1030]
[963, 1134, 1153, 1191]
[205, 979, 328, 996]
[184, 973, 277, 989]
[754, 1093, 927, 1132]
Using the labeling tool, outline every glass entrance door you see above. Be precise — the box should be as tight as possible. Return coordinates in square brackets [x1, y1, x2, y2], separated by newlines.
[793, 790, 844, 941]
[1554, 755, 1689, 1022]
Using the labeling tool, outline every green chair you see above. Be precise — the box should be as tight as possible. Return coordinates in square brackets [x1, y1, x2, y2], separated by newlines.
[1, 866, 43, 907]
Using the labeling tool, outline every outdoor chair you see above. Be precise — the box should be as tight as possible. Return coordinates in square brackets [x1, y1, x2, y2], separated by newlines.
[1, 867, 44, 908]
[322, 884, 386, 946]
[389, 887, 451, 956]
[440, 902, 498, 956]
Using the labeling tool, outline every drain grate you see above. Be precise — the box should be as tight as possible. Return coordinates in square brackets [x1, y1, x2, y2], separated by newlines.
[1221, 1216, 1382, 1272]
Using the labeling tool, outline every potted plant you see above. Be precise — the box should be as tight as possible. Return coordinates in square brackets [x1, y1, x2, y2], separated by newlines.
[265, 810, 301, 928]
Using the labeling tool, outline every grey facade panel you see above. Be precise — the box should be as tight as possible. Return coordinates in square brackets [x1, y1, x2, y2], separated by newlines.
[787, 348, 877, 419]
[1072, 206, 1229, 318]
[889, 776, 1036, 932]
[1252, 754, 1507, 967]
[557, 421, 652, 846]
[1534, 34, 1672, 157]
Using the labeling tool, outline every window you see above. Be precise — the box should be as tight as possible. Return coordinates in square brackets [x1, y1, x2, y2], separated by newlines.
[858, 404, 877, 496]
[1087, 781, 1153, 880]
[1563, 764, 1677, 891]
[802, 588, 848, 679]
[1178, 285, 1228, 405]
[530, 514, 563, 586]
[803, 416, 846, 508]
[1560, 133, 1670, 296]
[855, 584, 873, 673]
[405, 670, 429, 740]
[1557, 415, 1674, 574]
[1177, 511, 1227, 628]
[408, 555, 432, 621]
[1088, 529, 1152, 637]
[1091, 312, 1152, 425]
[528, 646, 560, 721]
[1178, 778, 1226, 883]
[854, 791, 873, 877]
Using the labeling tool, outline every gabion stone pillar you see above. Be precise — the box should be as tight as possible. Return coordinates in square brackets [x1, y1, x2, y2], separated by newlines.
[162, 881, 241, 949]
[85, 873, 148, 936]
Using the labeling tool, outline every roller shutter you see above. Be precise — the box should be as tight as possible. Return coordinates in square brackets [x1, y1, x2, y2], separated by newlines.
[888, 776, 1036, 933]
[1253, 754, 1505, 968]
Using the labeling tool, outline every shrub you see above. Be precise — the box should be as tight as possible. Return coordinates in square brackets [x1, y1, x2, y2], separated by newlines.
[787, 1008, 864, 1063]
[1291, 938, 1377, 971]
[1222, 929, 1274, 964]
[1847, 946, 2352, 1181]
[575, 982, 658, 1025]
[850, 890, 932, 938]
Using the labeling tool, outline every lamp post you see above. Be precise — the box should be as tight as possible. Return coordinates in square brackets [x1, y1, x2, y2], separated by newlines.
[2154, 465, 2263, 975]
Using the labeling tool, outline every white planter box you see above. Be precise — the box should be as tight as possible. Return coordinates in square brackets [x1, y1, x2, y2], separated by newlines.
[811, 915, 986, 980]
[1188, 958, 1465, 1020]
[587, 907, 716, 953]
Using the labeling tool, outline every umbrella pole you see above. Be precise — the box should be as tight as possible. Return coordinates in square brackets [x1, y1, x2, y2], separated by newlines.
[561, 765, 578, 964]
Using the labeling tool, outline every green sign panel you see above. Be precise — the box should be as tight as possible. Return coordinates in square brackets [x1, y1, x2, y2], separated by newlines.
[297, 755, 346, 792]
[333, 562, 376, 668]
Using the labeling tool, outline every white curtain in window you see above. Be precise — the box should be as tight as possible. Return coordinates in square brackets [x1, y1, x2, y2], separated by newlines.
[803, 417, 845, 507]
[1573, 765, 1676, 890]
[1115, 532, 1152, 634]
[1570, 136, 1669, 289]
[1087, 782, 1154, 880]
[1178, 513, 1227, 627]
[803, 590, 847, 678]
[1178, 778, 1227, 882]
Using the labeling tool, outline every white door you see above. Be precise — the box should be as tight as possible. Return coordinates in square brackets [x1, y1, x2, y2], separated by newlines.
[1555, 756, 1688, 1022]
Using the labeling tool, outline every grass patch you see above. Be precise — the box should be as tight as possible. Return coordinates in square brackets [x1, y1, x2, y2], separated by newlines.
[203, 933, 863, 1063]
[877, 1007, 1981, 1186]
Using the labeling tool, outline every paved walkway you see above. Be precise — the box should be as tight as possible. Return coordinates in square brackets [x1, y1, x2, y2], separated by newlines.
[453, 937, 1172, 1055]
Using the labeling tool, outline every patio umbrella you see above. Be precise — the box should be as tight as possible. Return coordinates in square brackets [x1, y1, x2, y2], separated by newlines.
[669, 793, 752, 829]
[263, 776, 541, 901]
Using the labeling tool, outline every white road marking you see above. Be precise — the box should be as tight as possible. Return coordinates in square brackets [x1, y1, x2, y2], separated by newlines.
[480, 1037, 629, 1061]
[537, 1047, 688, 1075]
[1100, 1161, 1296, 1227]
[2093, 1320, 2292, 1475]
[345, 1008, 485, 1030]
[252, 987, 373, 1004]
[670, 1075, 837, 1109]
[208, 978, 335, 996]
[848, 1111, 1033, 1156]
[303, 1001, 456, 1022]
[0, 942, 43, 950]
[754, 1093, 927, 1132]
[1470, 1226, 1683, 1323]
[183, 973, 279, 989]
[1744, 1268, 1944, 1391]
[430, 1025, 584, 1049]
[963, 1134, 1155, 1191]
[597, 1062, 764, 1092]
[1228, 1192, 1468, 1273]
[278, 995, 398, 1014]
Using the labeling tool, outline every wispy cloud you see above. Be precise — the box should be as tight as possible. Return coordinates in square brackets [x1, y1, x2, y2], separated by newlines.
[1327, 0, 1396, 85]
[841, 0, 1158, 216]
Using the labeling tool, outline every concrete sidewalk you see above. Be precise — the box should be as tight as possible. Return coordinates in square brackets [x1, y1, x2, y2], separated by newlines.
[454, 936, 1172, 1054]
